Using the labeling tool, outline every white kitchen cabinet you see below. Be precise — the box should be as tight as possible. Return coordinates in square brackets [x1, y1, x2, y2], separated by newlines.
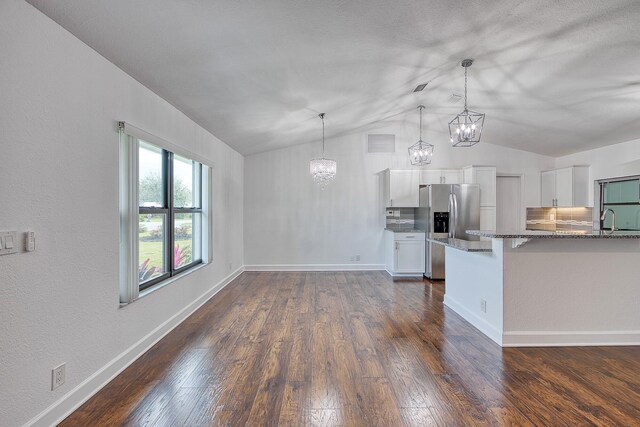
[541, 170, 556, 207]
[385, 230, 425, 276]
[419, 169, 462, 185]
[480, 206, 497, 231]
[462, 166, 496, 207]
[382, 169, 420, 207]
[540, 166, 589, 207]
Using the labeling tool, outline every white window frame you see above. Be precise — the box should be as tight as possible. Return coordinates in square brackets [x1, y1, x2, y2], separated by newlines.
[119, 122, 214, 304]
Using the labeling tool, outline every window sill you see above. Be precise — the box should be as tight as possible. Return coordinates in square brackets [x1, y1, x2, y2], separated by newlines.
[119, 262, 209, 308]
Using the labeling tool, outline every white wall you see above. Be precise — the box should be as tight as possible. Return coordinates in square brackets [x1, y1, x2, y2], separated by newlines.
[555, 138, 640, 205]
[443, 242, 504, 345]
[244, 121, 554, 267]
[0, 2, 243, 426]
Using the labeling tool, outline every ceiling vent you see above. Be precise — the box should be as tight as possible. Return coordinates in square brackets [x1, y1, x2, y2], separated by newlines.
[367, 134, 395, 153]
[413, 83, 428, 92]
[447, 93, 463, 104]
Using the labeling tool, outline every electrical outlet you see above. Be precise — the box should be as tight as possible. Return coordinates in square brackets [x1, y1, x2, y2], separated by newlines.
[387, 210, 394, 216]
[52, 363, 66, 390]
[355, 255, 361, 262]
[480, 299, 487, 313]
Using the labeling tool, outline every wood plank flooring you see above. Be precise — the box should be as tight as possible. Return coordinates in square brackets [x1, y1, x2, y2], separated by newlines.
[60, 271, 640, 426]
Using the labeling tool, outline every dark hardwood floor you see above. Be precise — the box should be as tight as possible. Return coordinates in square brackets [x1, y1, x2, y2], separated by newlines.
[60, 271, 640, 426]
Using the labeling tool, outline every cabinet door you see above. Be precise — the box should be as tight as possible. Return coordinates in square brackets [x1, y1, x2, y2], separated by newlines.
[540, 171, 556, 207]
[420, 170, 442, 185]
[389, 170, 420, 207]
[462, 167, 474, 184]
[395, 240, 425, 273]
[442, 169, 462, 184]
[475, 167, 496, 206]
[555, 167, 573, 207]
[480, 206, 497, 231]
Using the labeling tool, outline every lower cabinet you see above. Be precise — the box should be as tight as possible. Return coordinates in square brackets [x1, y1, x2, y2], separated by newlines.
[385, 230, 425, 277]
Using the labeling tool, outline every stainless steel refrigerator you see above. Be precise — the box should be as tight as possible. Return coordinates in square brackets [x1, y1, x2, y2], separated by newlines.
[415, 184, 480, 279]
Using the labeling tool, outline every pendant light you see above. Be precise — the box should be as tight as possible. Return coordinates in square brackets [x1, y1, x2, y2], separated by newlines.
[408, 105, 434, 165]
[449, 59, 485, 147]
[309, 113, 337, 186]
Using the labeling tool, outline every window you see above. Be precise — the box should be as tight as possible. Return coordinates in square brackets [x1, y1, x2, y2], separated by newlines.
[599, 176, 640, 231]
[119, 122, 212, 303]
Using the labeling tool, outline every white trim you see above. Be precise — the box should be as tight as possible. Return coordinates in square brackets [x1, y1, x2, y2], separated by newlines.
[385, 269, 424, 278]
[502, 330, 640, 347]
[444, 295, 503, 346]
[245, 264, 385, 272]
[119, 121, 214, 168]
[119, 133, 139, 303]
[24, 266, 245, 427]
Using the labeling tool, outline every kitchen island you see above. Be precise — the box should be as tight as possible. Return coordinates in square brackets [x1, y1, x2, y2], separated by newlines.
[436, 230, 640, 347]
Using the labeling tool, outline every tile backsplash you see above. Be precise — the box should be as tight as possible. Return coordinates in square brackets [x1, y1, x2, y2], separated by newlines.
[526, 207, 593, 232]
[386, 208, 415, 229]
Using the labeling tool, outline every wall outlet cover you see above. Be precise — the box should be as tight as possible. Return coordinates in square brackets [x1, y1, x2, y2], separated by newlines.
[52, 363, 66, 390]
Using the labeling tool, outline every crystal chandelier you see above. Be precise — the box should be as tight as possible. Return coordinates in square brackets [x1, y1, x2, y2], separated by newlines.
[408, 105, 434, 165]
[449, 59, 485, 147]
[309, 113, 337, 186]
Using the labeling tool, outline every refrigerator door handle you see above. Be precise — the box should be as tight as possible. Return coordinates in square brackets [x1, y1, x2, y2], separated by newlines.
[448, 194, 453, 238]
[453, 194, 458, 239]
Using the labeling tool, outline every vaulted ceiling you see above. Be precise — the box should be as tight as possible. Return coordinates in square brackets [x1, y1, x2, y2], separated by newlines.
[27, 0, 640, 156]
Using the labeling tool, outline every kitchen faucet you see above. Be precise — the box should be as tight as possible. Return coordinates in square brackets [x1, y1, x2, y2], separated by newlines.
[600, 208, 616, 234]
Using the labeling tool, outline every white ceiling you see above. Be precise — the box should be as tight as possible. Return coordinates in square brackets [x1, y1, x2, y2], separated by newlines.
[27, 0, 640, 157]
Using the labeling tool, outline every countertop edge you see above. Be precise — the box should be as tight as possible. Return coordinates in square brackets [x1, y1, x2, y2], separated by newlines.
[427, 237, 492, 252]
[466, 230, 640, 239]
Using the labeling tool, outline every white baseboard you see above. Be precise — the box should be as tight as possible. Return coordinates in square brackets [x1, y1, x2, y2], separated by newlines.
[502, 330, 640, 347]
[444, 295, 503, 346]
[25, 266, 245, 427]
[244, 264, 384, 271]
[385, 268, 424, 278]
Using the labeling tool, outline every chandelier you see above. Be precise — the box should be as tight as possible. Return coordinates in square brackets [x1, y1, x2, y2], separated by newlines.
[309, 113, 337, 186]
[449, 59, 485, 147]
[408, 105, 434, 165]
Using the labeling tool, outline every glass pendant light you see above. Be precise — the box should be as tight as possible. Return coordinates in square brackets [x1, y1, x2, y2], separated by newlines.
[408, 105, 434, 165]
[449, 59, 485, 147]
[309, 113, 337, 186]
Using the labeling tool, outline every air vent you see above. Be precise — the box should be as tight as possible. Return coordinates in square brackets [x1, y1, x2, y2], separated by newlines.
[413, 83, 428, 92]
[447, 93, 463, 104]
[367, 134, 395, 153]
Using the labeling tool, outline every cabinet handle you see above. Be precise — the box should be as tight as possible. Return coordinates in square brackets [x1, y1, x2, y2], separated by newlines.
[395, 242, 399, 250]
[390, 199, 393, 207]
[405, 236, 415, 238]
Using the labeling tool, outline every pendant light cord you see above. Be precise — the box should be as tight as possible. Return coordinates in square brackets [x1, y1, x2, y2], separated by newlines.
[464, 65, 468, 111]
[418, 106, 423, 141]
[319, 113, 325, 156]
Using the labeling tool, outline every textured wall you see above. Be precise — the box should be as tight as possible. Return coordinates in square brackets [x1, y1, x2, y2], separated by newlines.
[555, 138, 640, 206]
[0, 2, 243, 425]
[244, 122, 554, 267]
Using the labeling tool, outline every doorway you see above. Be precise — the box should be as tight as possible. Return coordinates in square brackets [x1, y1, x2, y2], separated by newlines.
[496, 175, 523, 231]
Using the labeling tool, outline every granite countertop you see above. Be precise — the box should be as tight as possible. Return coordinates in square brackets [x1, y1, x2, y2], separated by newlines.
[427, 237, 492, 252]
[384, 228, 426, 233]
[466, 230, 640, 239]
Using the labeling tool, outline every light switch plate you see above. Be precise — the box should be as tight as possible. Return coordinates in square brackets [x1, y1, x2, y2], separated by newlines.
[0, 231, 18, 256]
[25, 231, 35, 252]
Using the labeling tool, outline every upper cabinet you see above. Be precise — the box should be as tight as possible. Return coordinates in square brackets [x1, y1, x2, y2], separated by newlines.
[420, 169, 462, 185]
[382, 169, 420, 207]
[463, 166, 496, 207]
[540, 166, 589, 207]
